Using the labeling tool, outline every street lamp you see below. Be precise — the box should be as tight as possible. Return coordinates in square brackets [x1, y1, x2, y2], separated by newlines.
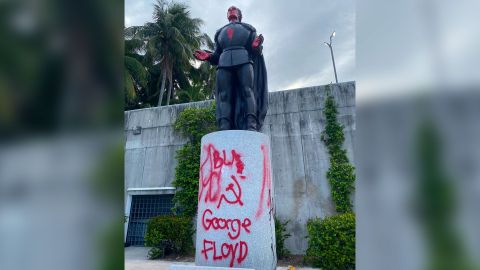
[324, 31, 338, 83]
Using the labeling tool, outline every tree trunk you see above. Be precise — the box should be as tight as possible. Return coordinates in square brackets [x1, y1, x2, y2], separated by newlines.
[166, 71, 173, 105]
[158, 69, 167, 106]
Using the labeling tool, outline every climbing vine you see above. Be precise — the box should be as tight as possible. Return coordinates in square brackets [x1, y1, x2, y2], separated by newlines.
[275, 216, 291, 259]
[322, 86, 355, 213]
[172, 103, 217, 217]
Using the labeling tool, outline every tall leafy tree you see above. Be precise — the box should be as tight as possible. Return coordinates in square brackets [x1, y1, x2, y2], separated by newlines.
[129, 0, 203, 106]
[124, 36, 149, 110]
[190, 34, 216, 100]
[176, 84, 206, 103]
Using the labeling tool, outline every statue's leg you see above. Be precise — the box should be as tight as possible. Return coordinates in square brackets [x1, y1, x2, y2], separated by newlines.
[236, 63, 257, 131]
[216, 68, 234, 130]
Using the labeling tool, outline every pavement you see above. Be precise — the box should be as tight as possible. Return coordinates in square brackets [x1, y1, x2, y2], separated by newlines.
[125, 247, 319, 270]
[125, 247, 194, 270]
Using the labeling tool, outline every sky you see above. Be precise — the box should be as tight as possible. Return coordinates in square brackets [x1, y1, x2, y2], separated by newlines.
[125, 0, 355, 92]
[356, 0, 480, 102]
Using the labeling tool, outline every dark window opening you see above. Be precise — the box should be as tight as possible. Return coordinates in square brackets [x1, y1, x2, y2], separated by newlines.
[126, 194, 174, 246]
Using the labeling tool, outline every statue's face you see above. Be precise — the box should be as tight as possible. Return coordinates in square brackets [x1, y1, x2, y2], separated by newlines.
[227, 6, 240, 22]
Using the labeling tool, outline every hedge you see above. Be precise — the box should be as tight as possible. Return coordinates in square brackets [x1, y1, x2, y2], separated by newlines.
[306, 213, 355, 270]
[144, 215, 194, 259]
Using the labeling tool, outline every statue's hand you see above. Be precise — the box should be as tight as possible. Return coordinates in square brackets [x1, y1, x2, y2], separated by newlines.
[252, 34, 264, 49]
[194, 50, 210, 61]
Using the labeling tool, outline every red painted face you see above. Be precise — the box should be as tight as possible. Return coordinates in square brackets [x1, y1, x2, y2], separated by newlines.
[227, 6, 240, 22]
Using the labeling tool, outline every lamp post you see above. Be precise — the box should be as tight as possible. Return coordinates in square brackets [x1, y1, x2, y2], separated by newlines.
[324, 31, 338, 83]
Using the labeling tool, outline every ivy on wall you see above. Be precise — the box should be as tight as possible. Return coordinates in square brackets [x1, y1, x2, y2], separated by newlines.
[322, 85, 355, 213]
[305, 85, 356, 269]
[172, 104, 217, 217]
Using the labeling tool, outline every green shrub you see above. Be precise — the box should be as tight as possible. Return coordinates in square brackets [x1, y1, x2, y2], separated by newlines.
[147, 247, 165, 260]
[172, 142, 202, 216]
[172, 104, 217, 217]
[275, 217, 291, 259]
[144, 215, 194, 259]
[306, 213, 355, 270]
[174, 104, 217, 143]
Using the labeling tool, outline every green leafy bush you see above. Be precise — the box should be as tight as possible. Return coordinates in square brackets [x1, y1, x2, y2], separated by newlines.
[322, 89, 355, 213]
[172, 142, 202, 216]
[275, 217, 291, 259]
[144, 215, 194, 259]
[174, 104, 217, 143]
[172, 104, 217, 217]
[306, 213, 355, 270]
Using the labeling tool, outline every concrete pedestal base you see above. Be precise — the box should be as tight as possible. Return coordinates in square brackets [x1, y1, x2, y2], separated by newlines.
[169, 265, 254, 270]
[195, 130, 276, 270]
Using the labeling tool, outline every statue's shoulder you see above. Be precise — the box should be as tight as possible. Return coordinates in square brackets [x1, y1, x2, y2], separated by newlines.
[214, 24, 229, 41]
[240, 22, 256, 32]
[214, 28, 221, 42]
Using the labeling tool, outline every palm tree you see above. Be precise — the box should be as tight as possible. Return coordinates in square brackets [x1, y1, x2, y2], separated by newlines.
[193, 60, 216, 99]
[132, 0, 203, 106]
[187, 33, 216, 100]
[176, 84, 206, 103]
[124, 35, 149, 110]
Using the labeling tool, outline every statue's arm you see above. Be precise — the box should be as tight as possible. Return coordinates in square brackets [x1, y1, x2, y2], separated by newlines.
[207, 42, 221, 65]
[194, 29, 221, 65]
[250, 31, 264, 54]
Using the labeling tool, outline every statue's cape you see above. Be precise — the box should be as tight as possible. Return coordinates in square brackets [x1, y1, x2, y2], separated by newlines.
[233, 51, 268, 130]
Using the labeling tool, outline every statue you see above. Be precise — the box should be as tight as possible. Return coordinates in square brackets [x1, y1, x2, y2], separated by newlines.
[194, 6, 268, 131]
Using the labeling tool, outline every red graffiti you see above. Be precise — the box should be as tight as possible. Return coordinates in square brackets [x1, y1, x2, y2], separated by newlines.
[255, 144, 272, 219]
[217, 175, 245, 208]
[199, 144, 245, 208]
[199, 144, 252, 266]
[199, 144, 222, 203]
[202, 208, 251, 240]
[201, 239, 248, 267]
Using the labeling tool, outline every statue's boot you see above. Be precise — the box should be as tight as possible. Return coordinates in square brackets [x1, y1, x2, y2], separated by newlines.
[218, 118, 231, 130]
[246, 114, 258, 131]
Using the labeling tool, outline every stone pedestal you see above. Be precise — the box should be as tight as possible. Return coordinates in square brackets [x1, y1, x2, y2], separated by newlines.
[195, 130, 276, 270]
[170, 265, 254, 270]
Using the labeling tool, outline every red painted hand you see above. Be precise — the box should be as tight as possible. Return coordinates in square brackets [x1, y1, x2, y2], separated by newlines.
[194, 50, 210, 61]
[252, 34, 264, 49]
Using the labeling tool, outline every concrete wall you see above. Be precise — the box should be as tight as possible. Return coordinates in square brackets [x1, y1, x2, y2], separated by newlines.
[124, 81, 356, 254]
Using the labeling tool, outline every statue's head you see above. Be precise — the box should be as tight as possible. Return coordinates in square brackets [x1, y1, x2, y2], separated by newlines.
[227, 6, 242, 22]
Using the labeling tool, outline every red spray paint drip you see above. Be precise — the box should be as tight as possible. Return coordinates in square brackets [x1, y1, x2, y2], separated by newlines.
[255, 144, 272, 219]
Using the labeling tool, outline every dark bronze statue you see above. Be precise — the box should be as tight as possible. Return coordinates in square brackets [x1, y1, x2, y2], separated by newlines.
[194, 6, 268, 131]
